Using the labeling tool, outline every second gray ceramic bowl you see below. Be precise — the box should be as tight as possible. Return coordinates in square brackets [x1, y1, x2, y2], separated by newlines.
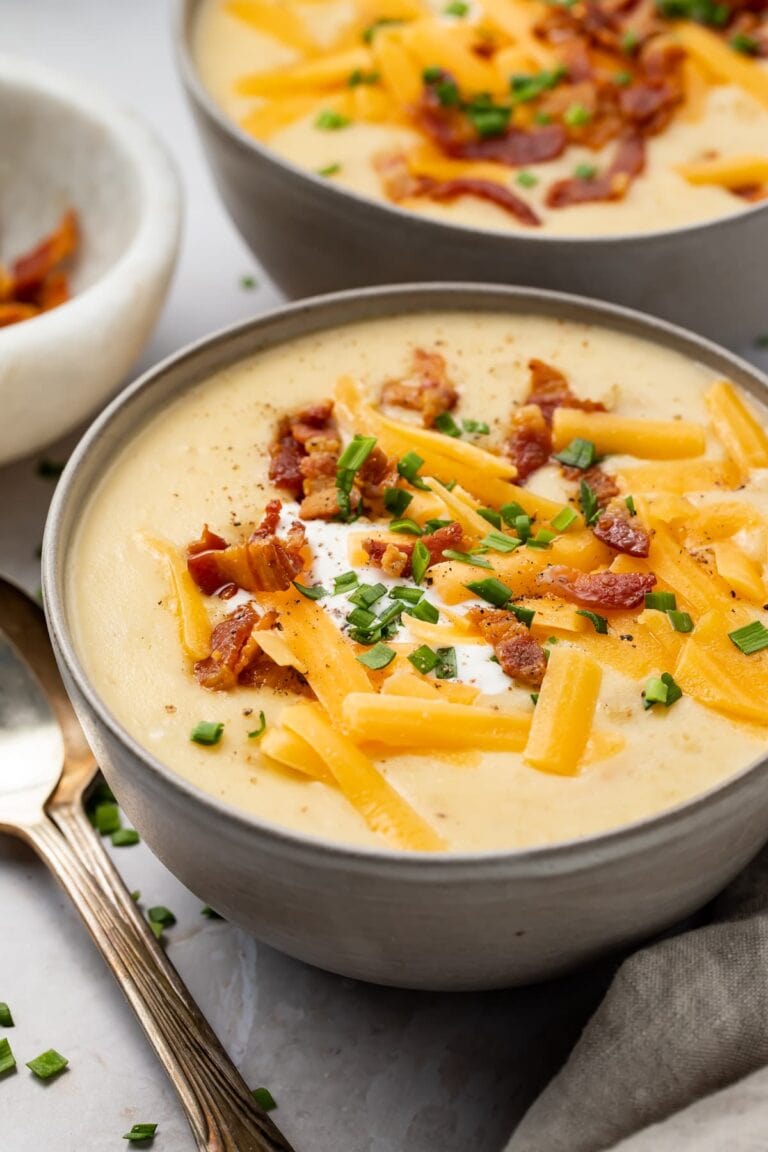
[176, 0, 768, 348]
[44, 284, 768, 990]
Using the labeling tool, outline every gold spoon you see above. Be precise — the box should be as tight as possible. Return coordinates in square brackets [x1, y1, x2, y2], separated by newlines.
[0, 578, 297, 1152]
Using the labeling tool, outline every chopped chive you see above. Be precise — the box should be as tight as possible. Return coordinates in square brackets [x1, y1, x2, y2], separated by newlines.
[730, 32, 759, 54]
[362, 16, 403, 42]
[625, 494, 636, 516]
[408, 645, 438, 674]
[667, 610, 693, 633]
[643, 672, 683, 711]
[190, 721, 224, 746]
[123, 1123, 158, 1143]
[423, 518, 452, 532]
[576, 608, 608, 634]
[337, 434, 378, 518]
[347, 606, 378, 629]
[443, 548, 493, 568]
[348, 68, 380, 86]
[535, 110, 552, 124]
[435, 647, 458, 679]
[728, 620, 768, 655]
[93, 801, 121, 836]
[148, 906, 176, 928]
[315, 109, 351, 130]
[333, 570, 359, 594]
[390, 585, 424, 604]
[357, 642, 396, 670]
[614, 69, 632, 85]
[621, 29, 639, 53]
[462, 418, 490, 435]
[0, 1038, 16, 1076]
[444, 479, 457, 491]
[148, 922, 164, 941]
[434, 411, 462, 437]
[481, 530, 521, 554]
[526, 529, 557, 550]
[404, 598, 439, 623]
[317, 162, 342, 177]
[248, 711, 267, 739]
[551, 506, 578, 532]
[574, 163, 598, 180]
[509, 604, 535, 628]
[201, 906, 223, 919]
[375, 601, 404, 628]
[383, 487, 413, 516]
[397, 451, 431, 490]
[500, 501, 526, 526]
[111, 829, 140, 848]
[0, 1004, 13, 1028]
[478, 507, 502, 528]
[579, 479, 600, 526]
[644, 591, 677, 612]
[564, 102, 591, 126]
[389, 517, 424, 535]
[444, 0, 469, 13]
[292, 581, 328, 601]
[554, 437, 598, 469]
[26, 1049, 68, 1080]
[348, 583, 387, 608]
[36, 458, 66, 479]
[466, 102, 512, 139]
[240, 275, 257, 290]
[465, 577, 512, 607]
[516, 170, 538, 189]
[131, 891, 141, 902]
[412, 539, 430, 585]
[530, 692, 539, 706]
[251, 1087, 278, 1112]
[514, 513, 533, 541]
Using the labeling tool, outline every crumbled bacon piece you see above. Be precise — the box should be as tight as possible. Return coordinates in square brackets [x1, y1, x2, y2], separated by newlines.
[504, 404, 552, 483]
[300, 485, 360, 521]
[425, 177, 542, 227]
[593, 508, 650, 557]
[238, 655, 312, 695]
[187, 525, 228, 557]
[380, 348, 459, 428]
[539, 565, 656, 609]
[187, 502, 306, 595]
[194, 603, 261, 690]
[526, 358, 607, 425]
[0, 209, 79, 327]
[561, 464, 620, 507]
[268, 403, 340, 498]
[252, 499, 283, 539]
[363, 522, 464, 577]
[467, 606, 547, 686]
[268, 430, 305, 497]
[546, 133, 646, 209]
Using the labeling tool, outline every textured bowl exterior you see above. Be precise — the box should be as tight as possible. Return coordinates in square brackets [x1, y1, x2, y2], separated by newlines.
[175, 0, 768, 349]
[44, 284, 768, 990]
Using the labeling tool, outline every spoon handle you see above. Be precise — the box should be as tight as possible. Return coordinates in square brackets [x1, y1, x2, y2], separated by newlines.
[23, 815, 297, 1152]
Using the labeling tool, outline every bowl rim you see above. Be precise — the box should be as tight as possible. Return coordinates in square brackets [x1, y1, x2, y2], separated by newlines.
[174, 0, 768, 250]
[42, 281, 768, 873]
[0, 52, 181, 347]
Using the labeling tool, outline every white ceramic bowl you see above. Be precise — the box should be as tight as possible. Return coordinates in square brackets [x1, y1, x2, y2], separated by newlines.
[0, 55, 181, 465]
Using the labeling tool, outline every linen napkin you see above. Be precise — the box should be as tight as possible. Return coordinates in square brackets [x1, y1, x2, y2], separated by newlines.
[505, 839, 768, 1152]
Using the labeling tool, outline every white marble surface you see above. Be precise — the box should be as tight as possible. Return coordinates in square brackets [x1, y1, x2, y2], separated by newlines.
[2, 3, 767, 1150]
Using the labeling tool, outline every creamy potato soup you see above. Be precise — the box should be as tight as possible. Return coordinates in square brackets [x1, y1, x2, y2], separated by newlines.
[71, 311, 768, 852]
[193, 0, 768, 236]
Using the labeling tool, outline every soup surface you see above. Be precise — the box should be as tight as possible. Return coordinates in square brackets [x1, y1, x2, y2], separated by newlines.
[71, 310, 768, 852]
[193, 0, 768, 236]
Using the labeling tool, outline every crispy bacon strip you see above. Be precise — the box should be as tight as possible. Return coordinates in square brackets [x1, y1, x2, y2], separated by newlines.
[560, 463, 620, 507]
[362, 522, 464, 578]
[593, 509, 650, 557]
[268, 402, 340, 498]
[194, 603, 261, 690]
[380, 348, 459, 427]
[416, 89, 567, 168]
[546, 133, 646, 209]
[12, 209, 78, 298]
[467, 606, 547, 686]
[0, 302, 38, 327]
[539, 565, 656, 609]
[187, 502, 306, 595]
[526, 358, 607, 426]
[504, 404, 552, 484]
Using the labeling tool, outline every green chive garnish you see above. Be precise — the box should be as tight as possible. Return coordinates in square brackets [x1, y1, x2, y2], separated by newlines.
[500, 502, 526, 526]
[376, 601, 404, 629]
[550, 506, 578, 532]
[462, 418, 490, 435]
[554, 437, 598, 469]
[516, 171, 538, 189]
[348, 583, 387, 608]
[730, 32, 759, 54]
[0, 1004, 13, 1028]
[337, 434, 378, 519]
[397, 451, 431, 490]
[389, 517, 424, 535]
[728, 620, 768, 655]
[423, 518, 452, 532]
[614, 70, 632, 85]
[478, 508, 502, 528]
[667, 610, 693, 634]
[390, 586, 424, 603]
[240, 275, 257, 290]
[93, 801, 121, 836]
[357, 642, 396, 669]
[644, 591, 677, 612]
[435, 647, 458, 679]
[643, 672, 683, 711]
[383, 487, 412, 516]
[362, 16, 403, 42]
[123, 1123, 158, 1142]
[190, 721, 224, 746]
[0, 1038, 16, 1076]
[513, 513, 533, 541]
[315, 109, 351, 130]
[434, 411, 462, 437]
[111, 829, 140, 848]
[465, 577, 512, 607]
[505, 603, 533, 628]
[333, 570, 359, 594]
[347, 606, 378, 630]
[576, 609, 608, 634]
[148, 906, 176, 929]
[408, 645, 438, 674]
[251, 1087, 278, 1112]
[530, 692, 539, 706]
[26, 1049, 68, 1080]
[201, 906, 223, 919]
[442, 549, 493, 568]
[317, 162, 342, 177]
[574, 163, 597, 180]
[411, 539, 430, 584]
[481, 530, 521, 553]
[444, 0, 469, 14]
[621, 29, 639, 53]
[579, 479, 600, 526]
[348, 69, 380, 86]
[292, 581, 328, 600]
[248, 711, 267, 739]
[564, 102, 591, 126]
[404, 598, 439, 623]
[625, 495, 636, 516]
[526, 529, 557, 550]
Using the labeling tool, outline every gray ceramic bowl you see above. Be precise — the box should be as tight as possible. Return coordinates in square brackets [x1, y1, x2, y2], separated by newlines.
[175, 0, 768, 348]
[43, 284, 768, 991]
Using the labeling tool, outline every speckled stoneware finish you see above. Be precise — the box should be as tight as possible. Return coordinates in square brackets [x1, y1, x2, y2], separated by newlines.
[43, 284, 768, 990]
[0, 55, 181, 465]
[175, 0, 768, 348]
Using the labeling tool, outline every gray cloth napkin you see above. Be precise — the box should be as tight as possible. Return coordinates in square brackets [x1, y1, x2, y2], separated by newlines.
[506, 841, 768, 1152]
